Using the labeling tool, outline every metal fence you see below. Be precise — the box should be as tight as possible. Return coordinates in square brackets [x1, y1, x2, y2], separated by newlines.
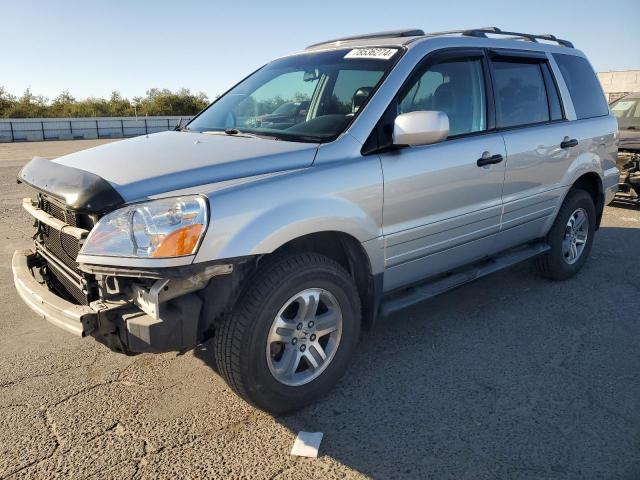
[0, 116, 193, 143]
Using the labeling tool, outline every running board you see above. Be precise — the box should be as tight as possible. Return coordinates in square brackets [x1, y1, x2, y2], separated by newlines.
[380, 242, 550, 317]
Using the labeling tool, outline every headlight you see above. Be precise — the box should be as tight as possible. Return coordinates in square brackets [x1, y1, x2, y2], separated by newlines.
[80, 196, 208, 258]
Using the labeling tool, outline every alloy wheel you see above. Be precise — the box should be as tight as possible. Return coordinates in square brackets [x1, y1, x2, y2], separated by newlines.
[266, 288, 343, 386]
[562, 207, 589, 264]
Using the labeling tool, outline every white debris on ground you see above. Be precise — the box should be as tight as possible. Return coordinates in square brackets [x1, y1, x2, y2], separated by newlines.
[291, 431, 324, 458]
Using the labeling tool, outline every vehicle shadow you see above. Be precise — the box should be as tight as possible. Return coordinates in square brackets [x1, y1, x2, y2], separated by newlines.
[193, 226, 640, 479]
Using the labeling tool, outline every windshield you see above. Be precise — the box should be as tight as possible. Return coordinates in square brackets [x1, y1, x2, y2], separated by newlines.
[611, 96, 640, 130]
[271, 102, 302, 115]
[186, 48, 402, 142]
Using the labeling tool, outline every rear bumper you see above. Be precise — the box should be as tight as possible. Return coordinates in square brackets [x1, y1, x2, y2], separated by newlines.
[604, 166, 619, 205]
[12, 249, 98, 336]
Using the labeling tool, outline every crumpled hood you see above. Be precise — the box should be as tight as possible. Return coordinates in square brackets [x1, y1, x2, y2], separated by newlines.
[53, 131, 319, 201]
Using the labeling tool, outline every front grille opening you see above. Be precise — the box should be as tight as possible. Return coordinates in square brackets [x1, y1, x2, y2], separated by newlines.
[42, 198, 77, 227]
[31, 193, 101, 306]
[41, 226, 81, 271]
[29, 252, 93, 305]
[42, 254, 99, 305]
[47, 265, 89, 305]
[36, 194, 97, 273]
[40, 195, 96, 230]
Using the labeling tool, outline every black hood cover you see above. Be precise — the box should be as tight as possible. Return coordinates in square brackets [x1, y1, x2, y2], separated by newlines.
[18, 157, 125, 213]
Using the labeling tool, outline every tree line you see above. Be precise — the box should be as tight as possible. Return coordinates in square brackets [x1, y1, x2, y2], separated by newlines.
[0, 87, 210, 118]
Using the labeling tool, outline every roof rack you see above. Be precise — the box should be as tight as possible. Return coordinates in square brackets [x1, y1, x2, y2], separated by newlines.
[306, 29, 425, 49]
[425, 27, 574, 48]
[306, 27, 574, 51]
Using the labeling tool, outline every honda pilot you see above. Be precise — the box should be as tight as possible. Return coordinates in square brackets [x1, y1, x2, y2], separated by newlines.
[13, 27, 619, 414]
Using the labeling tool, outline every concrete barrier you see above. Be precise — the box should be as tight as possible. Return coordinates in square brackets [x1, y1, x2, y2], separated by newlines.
[0, 116, 193, 142]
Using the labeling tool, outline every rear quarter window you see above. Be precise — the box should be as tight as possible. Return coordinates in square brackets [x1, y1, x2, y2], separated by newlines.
[553, 54, 609, 120]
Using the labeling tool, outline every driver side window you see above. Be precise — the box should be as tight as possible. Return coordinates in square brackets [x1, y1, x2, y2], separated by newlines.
[399, 58, 486, 136]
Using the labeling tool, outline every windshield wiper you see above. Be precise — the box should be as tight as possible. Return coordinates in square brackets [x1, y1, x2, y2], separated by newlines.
[202, 129, 277, 140]
[174, 117, 190, 132]
[265, 132, 323, 143]
[201, 128, 321, 143]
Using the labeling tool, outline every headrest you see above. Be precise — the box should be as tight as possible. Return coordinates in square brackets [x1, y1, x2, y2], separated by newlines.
[433, 82, 456, 113]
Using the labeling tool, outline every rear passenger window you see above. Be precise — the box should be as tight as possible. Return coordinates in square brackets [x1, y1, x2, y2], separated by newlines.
[491, 61, 549, 128]
[553, 54, 609, 119]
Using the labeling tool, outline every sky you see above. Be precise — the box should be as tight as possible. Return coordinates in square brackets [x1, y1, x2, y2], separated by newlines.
[3, 0, 639, 101]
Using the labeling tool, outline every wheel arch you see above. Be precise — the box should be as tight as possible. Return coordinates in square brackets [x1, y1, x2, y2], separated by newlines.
[570, 172, 604, 229]
[272, 231, 381, 330]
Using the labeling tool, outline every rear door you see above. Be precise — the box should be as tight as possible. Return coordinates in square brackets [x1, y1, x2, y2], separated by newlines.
[488, 50, 579, 250]
[378, 49, 507, 291]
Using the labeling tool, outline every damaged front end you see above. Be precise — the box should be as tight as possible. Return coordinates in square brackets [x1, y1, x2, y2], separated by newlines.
[80, 261, 233, 353]
[13, 246, 233, 353]
[13, 157, 236, 354]
[615, 150, 640, 205]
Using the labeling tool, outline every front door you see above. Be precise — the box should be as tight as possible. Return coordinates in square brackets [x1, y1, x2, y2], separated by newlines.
[379, 50, 506, 291]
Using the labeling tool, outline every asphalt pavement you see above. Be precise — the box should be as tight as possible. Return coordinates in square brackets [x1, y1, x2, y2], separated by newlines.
[0, 139, 638, 479]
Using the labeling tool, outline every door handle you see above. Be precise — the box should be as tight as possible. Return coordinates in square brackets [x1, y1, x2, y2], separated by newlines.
[560, 137, 578, 149]
[477, 152, 504, 167]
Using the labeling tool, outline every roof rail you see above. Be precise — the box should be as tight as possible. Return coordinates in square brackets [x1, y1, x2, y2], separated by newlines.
[425, 27, 574, 48]
[306, 29, 425, 49]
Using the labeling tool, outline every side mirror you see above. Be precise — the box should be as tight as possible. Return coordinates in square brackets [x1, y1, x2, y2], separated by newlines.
[393, 111, 449, 147]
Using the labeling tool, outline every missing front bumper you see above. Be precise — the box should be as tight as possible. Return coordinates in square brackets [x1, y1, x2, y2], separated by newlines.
[13, 249, 101, 336]
[12, 249, 216, 353]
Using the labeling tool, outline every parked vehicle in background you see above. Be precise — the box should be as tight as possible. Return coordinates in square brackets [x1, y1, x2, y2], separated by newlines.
[13, 27, 618, 414]
[249, 100, 311, 129]
[610, 93, 640, 202]
[611, 93, 640, 150]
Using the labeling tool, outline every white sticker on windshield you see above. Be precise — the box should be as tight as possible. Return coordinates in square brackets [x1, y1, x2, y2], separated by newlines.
[344, 48, 397, 60]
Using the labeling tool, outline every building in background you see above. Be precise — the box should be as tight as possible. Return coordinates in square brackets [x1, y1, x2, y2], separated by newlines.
[598, 70, 640, 102]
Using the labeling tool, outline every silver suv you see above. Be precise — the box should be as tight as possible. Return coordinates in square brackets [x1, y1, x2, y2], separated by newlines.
[13, 27, 619, 414]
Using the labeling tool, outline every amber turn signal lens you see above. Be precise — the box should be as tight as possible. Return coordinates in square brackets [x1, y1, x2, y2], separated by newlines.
[152, 224, 204, 257]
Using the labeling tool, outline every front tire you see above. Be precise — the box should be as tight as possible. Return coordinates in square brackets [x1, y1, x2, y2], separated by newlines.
[214, 253, 361, 414]
[536, 189, 596, 280]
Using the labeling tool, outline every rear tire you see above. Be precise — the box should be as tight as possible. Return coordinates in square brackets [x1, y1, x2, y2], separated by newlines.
[536, 189, 596, 280]
[214, 253, 361, 415]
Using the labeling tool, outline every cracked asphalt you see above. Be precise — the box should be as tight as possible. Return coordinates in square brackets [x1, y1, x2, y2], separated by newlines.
[1, 139, 639, 479]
